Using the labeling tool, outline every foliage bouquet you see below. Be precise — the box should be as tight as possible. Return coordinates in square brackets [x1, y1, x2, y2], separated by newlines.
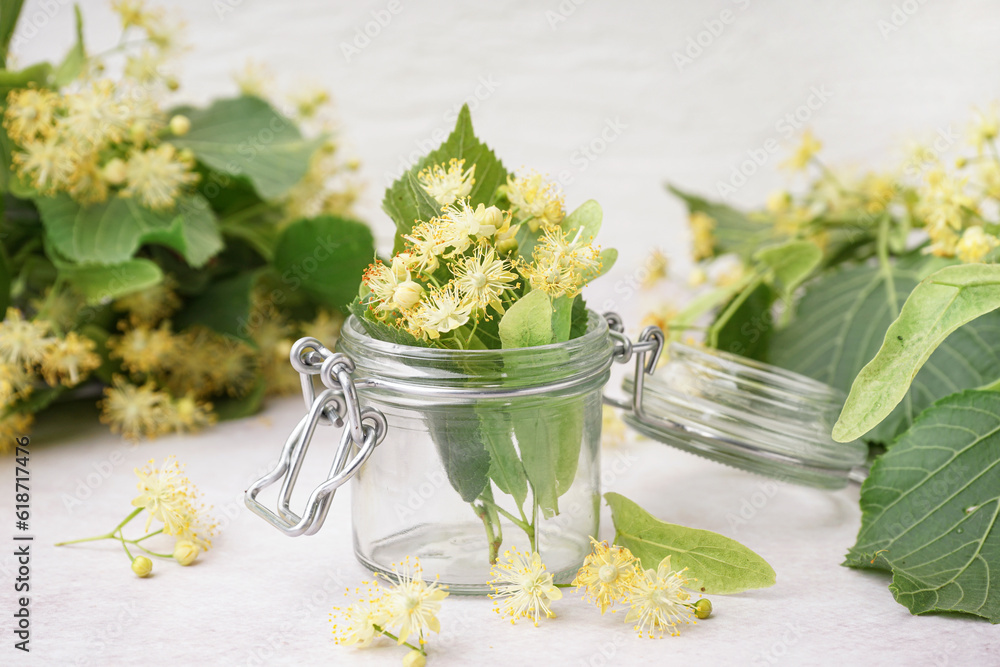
[668, 114, 1000, 623]
[0, 1, 374, 447]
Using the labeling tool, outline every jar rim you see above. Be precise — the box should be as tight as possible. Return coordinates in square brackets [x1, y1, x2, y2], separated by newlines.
[337, 309, 614, 392]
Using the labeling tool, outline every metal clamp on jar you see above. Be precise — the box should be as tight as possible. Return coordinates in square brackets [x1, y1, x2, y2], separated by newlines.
[245, 311, 867, 592]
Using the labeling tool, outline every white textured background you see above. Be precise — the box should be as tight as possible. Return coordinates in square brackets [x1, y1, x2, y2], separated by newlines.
[7, 1, 1000, 665]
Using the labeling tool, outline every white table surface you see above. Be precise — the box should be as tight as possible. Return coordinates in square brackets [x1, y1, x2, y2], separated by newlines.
[3, 396, 996, 666]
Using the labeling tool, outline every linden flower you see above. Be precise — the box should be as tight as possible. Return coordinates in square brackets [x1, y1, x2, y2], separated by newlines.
[233, 59, 274, 98]
[39, 332, 100, 387]
[381, 558, 449, 645]
[13, 136, 77, 192]
[640, 249, 669, 289]
[99, 375, 170, 441]
[403, 221, 449, 274]
[113, 277, 182, 325]
[66, 154, 110, 204]
[109, 322, 177, 375]
[0, 413, 33, 455]
[331, 583, 391, 648]
[689, 211, 716, 261]
[121, 144, 198, 210]
[0, 308, 53, 367]
[3, 88, 58, 141]
[520, 228, 600, 298]
[418, 158, 475, 207]
[131, 456, 194, 534]
[363, 260, 423, 313]
[489, 548, 563, 626]
[170, 499, 217, 551]
[0, 362, 35, 406]
[406, 283, 472, 340]
[505, 171, 565, 231]
[626, 555, 696, 638]
[956, 226, 1000, 263]
[165, 394, 216, 434]
[782, 129, 822, 171]
[61, 80, 132, 147]
[451, 245, 519, 314]
[112, 0, 164, 31]
[969, 103, 999, 154]
[573, 539, 640, 614]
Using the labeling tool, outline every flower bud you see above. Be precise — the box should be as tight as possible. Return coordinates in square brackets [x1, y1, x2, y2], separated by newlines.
[402, 649, 426, 667]
[694, 598, 712, 619]
[173, 540, 200, 566]
[495, 238, 518, 258]
[131, 556, 153, 578]
[392, 281, 424, 310]
[102, 158, 128, 185]
[169, 114, 191, 136]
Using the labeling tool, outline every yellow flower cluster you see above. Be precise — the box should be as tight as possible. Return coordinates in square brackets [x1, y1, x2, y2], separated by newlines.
[0, 308, 101, 452]
[362, 165, 600, 347]
[489, 540, 710, 638]
[5, 81, 198, 209]
[330, 556, 447, 661]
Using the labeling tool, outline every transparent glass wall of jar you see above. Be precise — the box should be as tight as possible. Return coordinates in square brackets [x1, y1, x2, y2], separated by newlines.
[338, 312, 613, 594]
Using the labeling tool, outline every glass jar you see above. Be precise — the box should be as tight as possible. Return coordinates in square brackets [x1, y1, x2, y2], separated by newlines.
[337, 311, 611, 593]
[245, 312, 868, 594]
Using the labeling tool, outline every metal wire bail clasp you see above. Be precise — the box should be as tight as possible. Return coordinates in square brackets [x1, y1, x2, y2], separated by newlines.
[244, 338, 387, 537]
[603, 312, 666, 424]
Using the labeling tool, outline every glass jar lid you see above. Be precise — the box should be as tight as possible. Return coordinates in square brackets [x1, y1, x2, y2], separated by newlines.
[620, 342, 869, 489]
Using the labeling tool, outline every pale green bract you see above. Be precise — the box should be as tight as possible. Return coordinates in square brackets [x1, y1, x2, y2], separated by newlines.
[606, 492, 776, 594]
[834, 264, 1000, 442]
[499, 289, 552, 349]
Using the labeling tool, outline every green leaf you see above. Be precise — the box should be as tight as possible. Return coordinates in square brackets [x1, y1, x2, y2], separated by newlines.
[668, 185, 781, 260]
[53, 5, 85, 87]
[606, 492, 776, 594]
[272, 215, 375, 311]
[514, 396, 584, 518]
[3, 385, 63, 418]
[499, 289, 552, 348]
[171, 96, 324, 200]
[348, 296, 429, 347]
[713, 282, 775, 361]
[35, 194, 222, 267]
[834, 264, 1000, 442]
[754, 239, 822, 294]
[844, 390, 1000, 622]
[173, 272, 257, 340]
[58, 258, 163, 305]
[428, 406, 491, 503]
[482, 411, 528, 509]
[382, 104, 506, 251]
[550, 295, 573, 343]
[0, 0, 24, 68]
[383, 171, 442, 254]
[562, 199, 602, 240]
[770, 264, 1000, 443]
[568, 294, 589, 340]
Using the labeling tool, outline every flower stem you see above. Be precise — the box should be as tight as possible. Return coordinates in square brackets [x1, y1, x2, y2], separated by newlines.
[55, 508, 144, 547]
[372, 625, 426, 655]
